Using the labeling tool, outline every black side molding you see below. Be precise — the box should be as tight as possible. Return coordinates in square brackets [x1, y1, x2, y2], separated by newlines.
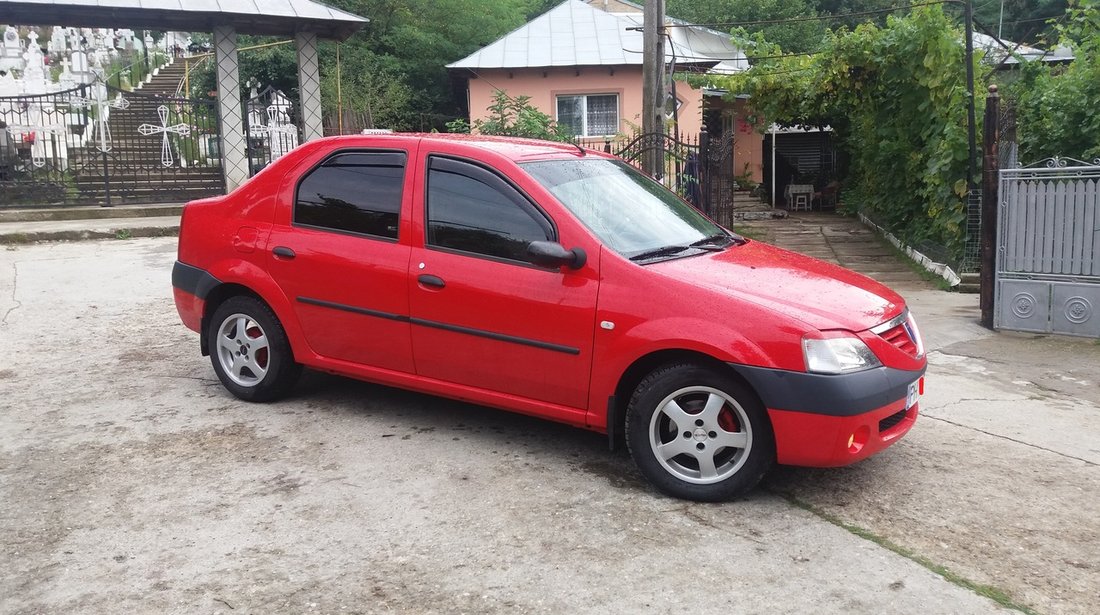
[297, 295, 581, 355]
[172, 261, 221, 300]
[728, 363, 926, 417]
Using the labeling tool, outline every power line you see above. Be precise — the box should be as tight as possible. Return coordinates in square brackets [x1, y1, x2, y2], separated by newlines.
[727, 66, 818, 78]
[996, 14, 1064, 26]
[626, 50, 823, 62]
[646, 0, 963, 30]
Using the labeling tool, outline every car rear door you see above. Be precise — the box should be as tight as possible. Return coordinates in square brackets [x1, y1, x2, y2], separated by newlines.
[266, 142, 416, 373]
[407, 154, 599, 411]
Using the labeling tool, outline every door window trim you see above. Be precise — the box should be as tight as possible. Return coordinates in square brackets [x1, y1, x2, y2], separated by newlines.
[424, 154, 559, 268]
[292, 148, 408, 243]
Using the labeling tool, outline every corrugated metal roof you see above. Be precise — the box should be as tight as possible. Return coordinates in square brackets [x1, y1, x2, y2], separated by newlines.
[0, 0, 367, 39]
[447, 0, 745, 72]
[972, 32, 1074, 65]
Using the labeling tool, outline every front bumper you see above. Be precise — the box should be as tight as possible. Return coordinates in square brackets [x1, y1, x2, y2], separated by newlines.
[729, 363, 925, 467]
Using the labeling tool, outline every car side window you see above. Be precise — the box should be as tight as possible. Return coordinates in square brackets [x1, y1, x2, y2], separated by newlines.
[295, 151, 406, 239]
[426, 157, 554, 262]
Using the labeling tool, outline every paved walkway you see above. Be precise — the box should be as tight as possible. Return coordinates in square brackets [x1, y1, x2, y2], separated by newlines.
[738, 212, 936, 291]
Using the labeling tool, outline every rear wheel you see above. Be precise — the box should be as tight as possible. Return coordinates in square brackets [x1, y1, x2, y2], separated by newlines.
[208, 296, 301, 402]
[626, 363, 774, 501]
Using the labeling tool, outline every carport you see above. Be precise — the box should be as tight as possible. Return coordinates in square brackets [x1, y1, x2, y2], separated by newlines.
[0, 0, 368, 190]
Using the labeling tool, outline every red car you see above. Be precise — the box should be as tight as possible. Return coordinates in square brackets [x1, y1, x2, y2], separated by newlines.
[173, 134, 926, 501]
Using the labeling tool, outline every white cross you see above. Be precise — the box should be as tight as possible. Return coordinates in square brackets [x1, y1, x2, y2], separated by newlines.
[7, 121, 68, 167]
[139, 104, 190, 167]
[64, 85, 127, 153]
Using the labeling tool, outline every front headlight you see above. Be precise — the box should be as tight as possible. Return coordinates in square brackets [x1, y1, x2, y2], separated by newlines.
[905, 312, 926, 358]
[802, 335, 882, 374]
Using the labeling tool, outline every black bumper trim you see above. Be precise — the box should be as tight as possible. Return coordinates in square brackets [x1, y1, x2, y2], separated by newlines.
[172, 261, 221, 300]
[728, 363, 926, 417]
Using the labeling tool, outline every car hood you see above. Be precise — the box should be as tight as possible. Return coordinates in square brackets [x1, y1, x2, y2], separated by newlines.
[649, 240, 905, 332]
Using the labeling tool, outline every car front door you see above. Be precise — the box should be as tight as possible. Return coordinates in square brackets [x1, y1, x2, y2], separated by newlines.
[408, 155, 598, 411]
[266, 146, 415, 373]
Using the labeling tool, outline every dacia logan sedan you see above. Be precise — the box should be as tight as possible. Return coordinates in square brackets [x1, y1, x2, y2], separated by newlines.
[173, 134, 926, 501]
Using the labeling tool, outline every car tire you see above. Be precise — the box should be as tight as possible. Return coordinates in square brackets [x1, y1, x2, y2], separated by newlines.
[625, 362, 774, 501]
[207, 296, 301, 402]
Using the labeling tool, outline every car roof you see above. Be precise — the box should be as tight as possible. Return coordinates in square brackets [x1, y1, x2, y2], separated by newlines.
[313, 133, 615, 163]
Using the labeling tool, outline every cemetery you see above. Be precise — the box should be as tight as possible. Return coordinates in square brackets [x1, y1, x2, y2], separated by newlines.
[0, 1, 365, 207]
[0, 26, 224, 205]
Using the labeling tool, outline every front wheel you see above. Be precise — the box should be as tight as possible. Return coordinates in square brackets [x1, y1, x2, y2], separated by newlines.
[626, 363, 774, 501]
[207, 296, 301, 402]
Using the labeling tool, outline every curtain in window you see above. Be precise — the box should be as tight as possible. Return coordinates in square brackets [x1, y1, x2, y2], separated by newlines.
[586, 95, 618, 136]
[556, 96, 584, 136]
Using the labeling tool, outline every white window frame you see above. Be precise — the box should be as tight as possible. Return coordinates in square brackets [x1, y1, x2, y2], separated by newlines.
[555, 93, 619, 138]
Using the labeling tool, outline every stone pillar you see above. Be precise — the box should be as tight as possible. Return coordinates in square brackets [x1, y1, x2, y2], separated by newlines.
[295, 31, 323, 142]
[214, 25, 248, 191]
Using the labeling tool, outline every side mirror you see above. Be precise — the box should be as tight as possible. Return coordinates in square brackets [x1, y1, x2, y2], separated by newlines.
[527, 241, 587, 270]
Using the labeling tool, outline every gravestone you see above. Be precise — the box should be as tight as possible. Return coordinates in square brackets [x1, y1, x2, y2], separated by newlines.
[117, 28, 134, 51]
[0, 69, 19, 97]
[21, 33, 47, 95]
[71, 49, 89, 83]
[49, 26, 67, 55]
[57, 57, 76, 90]
[0, 26, 23, 73]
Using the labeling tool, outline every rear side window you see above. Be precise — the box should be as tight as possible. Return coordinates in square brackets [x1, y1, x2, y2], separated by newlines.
[295, 151, 406, 239]
[426, 157, 553, 262]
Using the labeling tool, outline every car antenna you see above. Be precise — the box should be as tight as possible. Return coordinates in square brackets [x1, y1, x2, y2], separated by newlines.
[571, 141, 586, 156]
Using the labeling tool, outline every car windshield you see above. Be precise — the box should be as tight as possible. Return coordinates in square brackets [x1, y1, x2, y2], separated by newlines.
[523, 158, 737, 261]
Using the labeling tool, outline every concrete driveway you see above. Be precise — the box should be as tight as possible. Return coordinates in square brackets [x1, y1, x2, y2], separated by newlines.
[1, 237, 1097, 614]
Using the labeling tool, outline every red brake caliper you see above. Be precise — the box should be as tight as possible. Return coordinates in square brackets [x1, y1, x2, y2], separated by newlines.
[717, 405, 738, 432]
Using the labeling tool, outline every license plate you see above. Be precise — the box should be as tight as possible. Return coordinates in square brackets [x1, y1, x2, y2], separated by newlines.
[905, 379, 920, 409]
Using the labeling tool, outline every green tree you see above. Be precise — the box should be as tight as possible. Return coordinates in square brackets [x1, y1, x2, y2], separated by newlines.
[188, 0, 552, 130]
[323, 0, 555, 128]
[1010, 0, 1100, 160]
[667, 0, 829, 53]
[704, 6, 975, 261]
[971, 0, 1069, 46]
[468, 90, 572, 141]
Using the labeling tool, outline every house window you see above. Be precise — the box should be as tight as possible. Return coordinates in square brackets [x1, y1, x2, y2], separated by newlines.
[556, 94, 618, 137]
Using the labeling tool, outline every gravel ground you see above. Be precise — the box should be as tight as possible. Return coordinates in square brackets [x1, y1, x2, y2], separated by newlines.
[2, 237, 1097, 614]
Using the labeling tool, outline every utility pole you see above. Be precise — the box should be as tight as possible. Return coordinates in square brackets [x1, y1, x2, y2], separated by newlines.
[964, 0, 977, 190]
[980, 85, 1000, 329]
[642, 0, 665, 176]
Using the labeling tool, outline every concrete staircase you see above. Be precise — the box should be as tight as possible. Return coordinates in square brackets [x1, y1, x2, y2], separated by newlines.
[70, 58, 225, 204]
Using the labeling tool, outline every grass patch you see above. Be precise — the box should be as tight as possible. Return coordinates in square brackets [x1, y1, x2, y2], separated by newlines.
[0, 233, 31, 245]
[775, 491, 1039, 614]
[731, 224, 768, 242]
[870, 232, 956, 291]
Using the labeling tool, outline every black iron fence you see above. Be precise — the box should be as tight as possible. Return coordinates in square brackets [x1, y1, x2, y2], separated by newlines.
[244, 85, 301, 176]
[0, 80, 224, 207]
[577, 131, 735, 225]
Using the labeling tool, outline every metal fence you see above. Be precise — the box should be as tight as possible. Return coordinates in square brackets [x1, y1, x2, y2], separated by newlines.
[244, 85, 300, 176]
[996, 156, 1100, 337]
[0, 80, 224, 207]
[576, 131, 736, 225]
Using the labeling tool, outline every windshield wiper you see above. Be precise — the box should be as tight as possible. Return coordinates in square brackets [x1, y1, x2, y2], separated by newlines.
[693, 229, 749, 247]
[629, 241, 727, 262]
[629, 245, 693, 261]
[689, 233, 734, 249]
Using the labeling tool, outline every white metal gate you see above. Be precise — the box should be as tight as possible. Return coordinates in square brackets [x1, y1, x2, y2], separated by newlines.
[996, 157, 1100, 338]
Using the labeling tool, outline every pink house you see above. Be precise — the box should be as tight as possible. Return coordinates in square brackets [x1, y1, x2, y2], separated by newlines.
[447, 0, 765, 183]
